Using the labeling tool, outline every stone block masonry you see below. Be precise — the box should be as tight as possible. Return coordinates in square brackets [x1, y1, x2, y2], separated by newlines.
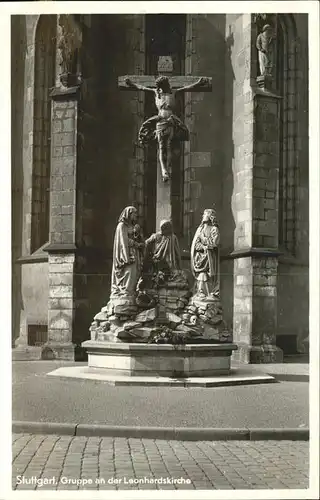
[49, 94, 77, 246]
[45, 254, 75, 359]
[232, 255, 283, 363]
[42, 87, 80, 360]
[252, 94, 281, 249]
[228, 15, 283, 363]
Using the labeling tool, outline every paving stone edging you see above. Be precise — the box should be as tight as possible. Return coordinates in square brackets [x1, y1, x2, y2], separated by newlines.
[12, 421, 309, 441]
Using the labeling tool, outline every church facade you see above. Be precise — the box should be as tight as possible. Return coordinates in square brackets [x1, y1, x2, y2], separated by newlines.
[12, 13, 309, 362]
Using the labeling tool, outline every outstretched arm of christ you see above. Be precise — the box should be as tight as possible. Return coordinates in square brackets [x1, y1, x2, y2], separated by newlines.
[175, 77, 210, 93]
[125, 77, 155, 93]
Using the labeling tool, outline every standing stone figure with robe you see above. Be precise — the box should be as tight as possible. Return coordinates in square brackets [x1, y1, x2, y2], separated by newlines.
[256, 24, 275, 77]
[191, 209, 220, 299]
[111, 206, 144, 298]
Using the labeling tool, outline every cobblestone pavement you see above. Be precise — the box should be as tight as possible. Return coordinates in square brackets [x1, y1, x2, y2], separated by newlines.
[12, 434, 309, 490]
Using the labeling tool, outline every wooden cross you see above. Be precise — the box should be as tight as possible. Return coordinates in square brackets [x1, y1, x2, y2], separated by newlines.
[118, 57, 212, 233]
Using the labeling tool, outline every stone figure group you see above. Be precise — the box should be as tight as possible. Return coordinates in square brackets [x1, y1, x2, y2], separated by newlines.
[110, 205, 221, 304]
[111, 209, 184, 301]
[90, 205, 231, 344]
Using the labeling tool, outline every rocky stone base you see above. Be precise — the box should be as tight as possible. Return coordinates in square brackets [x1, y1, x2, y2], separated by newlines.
[89, 276, 232, 345]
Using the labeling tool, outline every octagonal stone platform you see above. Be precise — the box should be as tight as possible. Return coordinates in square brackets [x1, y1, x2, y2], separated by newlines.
[81, 341, 238, 377]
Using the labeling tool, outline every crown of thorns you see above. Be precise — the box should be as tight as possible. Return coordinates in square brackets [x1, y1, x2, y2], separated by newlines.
[155, 76, 170, 87]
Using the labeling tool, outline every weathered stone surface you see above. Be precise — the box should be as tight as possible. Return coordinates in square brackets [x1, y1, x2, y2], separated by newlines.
[113, 304, 137, 316]
[202, 325, 220, 340]
[135, 308, 157, 323]
[176, 324, 202, 336]
[101, 302, 113, 315]
[123, 321, 143, 331]
[90, 329, 97, 341]
[177, 298, 188, 309]
[220, 332, 233, 343]
[117, 326, 154, 342]
[100, 321, 110, 332]
[166, 312, 182, 326]
[94, 311, 109, 321]
[188, 305, 197, 314]
[96, 331, 119, 343]
[109, 317, 123, 333]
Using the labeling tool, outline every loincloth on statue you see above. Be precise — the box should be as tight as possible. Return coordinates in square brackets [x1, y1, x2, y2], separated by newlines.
[138, 114, 189, 145]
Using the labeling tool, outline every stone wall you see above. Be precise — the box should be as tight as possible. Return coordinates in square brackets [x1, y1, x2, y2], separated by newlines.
[277, 14, 309, 353]
[12, 15, 26, 344]
[184, 14, 236, 327]
[73, 14, 146, 345]
[12, 15, 50, 347]
[184, 14, 226, 243]
[12, 13, 309, 357]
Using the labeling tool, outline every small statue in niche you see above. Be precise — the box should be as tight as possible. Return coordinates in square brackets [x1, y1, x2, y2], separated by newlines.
[191, 208, 220, 300]
[58, 14, 83, 87]
[256, 24, 275, 77]
[124, 75, 209, 182]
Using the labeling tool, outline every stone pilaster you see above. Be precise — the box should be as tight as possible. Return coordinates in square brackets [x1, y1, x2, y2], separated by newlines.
[230, 14, 283, 363]
[43, 86, 79, 359]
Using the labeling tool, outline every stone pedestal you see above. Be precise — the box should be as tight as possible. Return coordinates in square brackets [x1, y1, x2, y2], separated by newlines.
[82, 341, 238, 377]
[232, 251, 283, 363]
[256, 75, 273, 91]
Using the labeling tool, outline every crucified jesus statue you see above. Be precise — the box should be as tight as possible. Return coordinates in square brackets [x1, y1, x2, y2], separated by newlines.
[124, 75, 210, 182]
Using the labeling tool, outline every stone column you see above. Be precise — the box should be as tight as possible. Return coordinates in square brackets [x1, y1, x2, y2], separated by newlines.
[43, 86, 80, 360]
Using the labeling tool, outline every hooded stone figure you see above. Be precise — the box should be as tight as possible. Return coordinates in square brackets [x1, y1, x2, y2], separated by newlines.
[191, 209, 220, 299]
[145, 219, 181, 273]
[111, 206, 144, 297]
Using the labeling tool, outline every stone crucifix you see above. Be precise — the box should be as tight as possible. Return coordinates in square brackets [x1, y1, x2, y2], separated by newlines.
[119, 57, 212, 183]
